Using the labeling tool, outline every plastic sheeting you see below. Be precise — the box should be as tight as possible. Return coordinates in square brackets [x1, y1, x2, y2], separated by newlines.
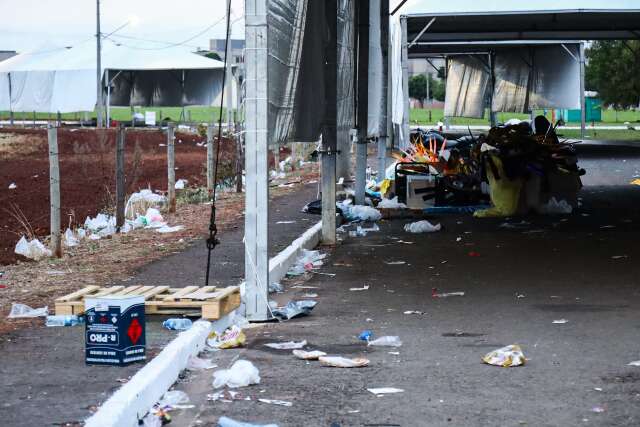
[444, 56, 490, 118]
[367, 0, 384, 136]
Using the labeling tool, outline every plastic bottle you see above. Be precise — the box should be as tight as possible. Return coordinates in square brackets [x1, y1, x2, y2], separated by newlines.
[162, 318, 193, 331]
[45, 315, 83, 327]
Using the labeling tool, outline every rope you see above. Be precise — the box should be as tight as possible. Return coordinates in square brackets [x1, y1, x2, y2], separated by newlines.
[205, 0, 233, 287]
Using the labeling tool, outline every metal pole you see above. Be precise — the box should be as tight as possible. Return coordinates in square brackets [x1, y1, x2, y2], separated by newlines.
[400, 16, 410, 149]
[378, 0, 390, 181]
[207, 124, 215, 193]
[167, 124, 176, 213]
[355, 0, 370, 205]
[580, 42, 586, 139]
[244, 0, 269, 321]
[48, 125, 62, 258]
[115, 124, 126, 230]
[106, 69, 110, 127]
[322, 0, 338, 245]
[225, 4, 234, 135]
[96, 0, 103, 128]
[489, 52, 497, 127]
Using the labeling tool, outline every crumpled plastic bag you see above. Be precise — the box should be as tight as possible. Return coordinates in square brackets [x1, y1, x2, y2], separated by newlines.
[125, 189, 166, 219]
[287, 250, 326, 276]
[368, 336, 402, 347]
[264, 340, 307, 350]
[187, 355, 217, 370]
[84, 213, 117, 237]
[64, 228, 79, 247]
[404, 220, 441, 234]
[207, 325, 246, 349]
[272, 300, 317, 320]
[213, 360, 260, 388]
[377, 196, 406, 209]
[292, 349, 326, 360]
[14, 236, 52, 260]
[158, 390, 189, 407]
[319, 356, 369, 368]
[482, 344, 526, 367]
[7, 303, 48, 318]
[175, 179, 188, 190]
[217, 417, 279, 427]
[340, 202, 382, 222]
[474, 156, 523, 218]
[539, 197, 573, 215]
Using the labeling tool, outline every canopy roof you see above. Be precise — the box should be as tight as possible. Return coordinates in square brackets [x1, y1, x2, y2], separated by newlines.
[408, 40, 582, 58]
[404, 9, 640, 46]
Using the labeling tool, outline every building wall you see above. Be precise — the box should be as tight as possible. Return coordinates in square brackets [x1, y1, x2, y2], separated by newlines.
[209, 39, 245, 64]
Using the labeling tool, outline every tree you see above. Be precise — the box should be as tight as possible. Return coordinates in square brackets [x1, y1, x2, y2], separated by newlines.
[586, 41, 640, 109]
[430, 76, 445, 102]
[409, 74, 427, 102]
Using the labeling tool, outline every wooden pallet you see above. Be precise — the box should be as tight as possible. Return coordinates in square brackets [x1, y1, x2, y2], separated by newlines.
[54, 285, 240, 320]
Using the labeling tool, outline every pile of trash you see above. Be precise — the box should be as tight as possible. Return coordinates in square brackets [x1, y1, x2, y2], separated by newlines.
[286, 249, 327, 276]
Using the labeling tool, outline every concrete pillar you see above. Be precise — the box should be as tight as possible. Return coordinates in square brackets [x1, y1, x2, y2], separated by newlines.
[355, 0, 370, 205]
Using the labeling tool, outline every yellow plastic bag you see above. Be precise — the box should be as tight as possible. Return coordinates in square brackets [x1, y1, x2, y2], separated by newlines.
[474, 156, 523, 218]
[207, 325, 246, 349]
[482, 344, 526, 367]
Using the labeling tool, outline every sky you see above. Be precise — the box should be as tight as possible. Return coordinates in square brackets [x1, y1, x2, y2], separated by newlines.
[1, 0, 637, 54]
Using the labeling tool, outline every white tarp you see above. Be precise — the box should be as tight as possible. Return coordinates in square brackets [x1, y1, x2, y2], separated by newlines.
[395, 0, 638, 14]
[444, 56, 490, 118]
[0, 43, 227, 113]
[367, 0, 384, 136]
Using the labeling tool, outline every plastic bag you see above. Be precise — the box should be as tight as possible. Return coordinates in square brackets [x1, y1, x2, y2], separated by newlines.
[207, 325, 246, 349]
[287, 250, 326, 276]
[217, 417, 279, 427]
[474, 155, 523, 218]
[212, 360, 260, 388]
[378, 196, 406, 209]
[292, 349, 326, 360]
[84, 213, 116, 237]
[125, 189, 166, 219]
[404, 220, 441, 234]
[156, 225, 184, 234]
[340, 204, 382, 222]
[271, 300, 317, 320]
[318, 356, 369, 368]
[187, 355, 217, 370]
[175, 179, 188, 190]
[539, 197, 573, 215]
[482, 344, 526, 367]
[368, 336, 402, 347]
[64, 228, 79, 247]
[7, 303, 48, 318]
[158, 390, 190, 407]
[268, 282, 284, 293]
[14, 236, 52, 260]
[264, 340, 307, 350]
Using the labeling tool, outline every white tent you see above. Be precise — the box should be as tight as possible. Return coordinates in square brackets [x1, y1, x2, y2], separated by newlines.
[0, 42, 234, 113]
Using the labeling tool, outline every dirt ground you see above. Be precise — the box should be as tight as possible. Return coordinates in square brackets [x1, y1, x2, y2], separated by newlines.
[164, 145, 640, 427]
[0, 127, 239, 265]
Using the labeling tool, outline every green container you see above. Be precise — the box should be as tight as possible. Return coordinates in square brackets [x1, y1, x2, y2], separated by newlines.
[556, 97, 602, 123]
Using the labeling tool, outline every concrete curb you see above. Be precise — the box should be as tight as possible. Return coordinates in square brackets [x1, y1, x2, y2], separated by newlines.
[268, 220, 323, 283]
[84, 319, 215, 427]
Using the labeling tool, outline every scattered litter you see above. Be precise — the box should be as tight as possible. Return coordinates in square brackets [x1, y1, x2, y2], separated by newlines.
[213, 360, 260, 388]
[591, 406, 606, 413]
[540, 197, 573, 215]
[162, 318, 193, 331]
[594, 387, 603, 392]
[158, 390, 189, 407]
[258, 399, 292, 407]
[367, 388, 404, 395]
[7, 303, 48, 318]
[432, 289, 465, 298]
[45, 315, 83, 327]
[14, 236, 52, 260]
[276, 221, 296, 224]
[600, 225, 615, 229]
[84, 213, 117, 237]
[157, 225, 184, 233]
[272, 300, 317, 320]
[290, 285, 318, 289]
[217, 416, 279, 427]
[403, 310, 424, 315]
[340, 204, 382, 222]
[319, 356, 369, 368]
[384, 261, 406, 265]
[187, 355, 217, 370]
[292, 349, 326, 360]
[377, 197, 407, 209]
[64, 228, 80, 247]
[611, 255, 628, 260]
[500, 221, 530, 229]
[628, 361, 640, 367]
[8, 182, 17, 189]
[404, 220, 441, 234]
[125, 189, 166, 219]
[552, 319, 569, 324]
[208, 389, 251, 403]
[175, 179, 188, 190]
[302, 293, 318, 298]
[516, 294, 526, 299]
[368, 336, 402, 347]
[388, 351, 400, 355]
[265, 340, 307, 350]
[268, 282, 284, 293]
[207, 326, 246, 349]
[468, 251, 481, 257]
[358, 330, 373, 341]
[287, 249, 326, 276]
[482, 345, 526, 367]
[350, 285, 370, 291]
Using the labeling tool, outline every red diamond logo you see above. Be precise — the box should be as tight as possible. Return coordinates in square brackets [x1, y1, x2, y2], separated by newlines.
[127, 318, 143, 345]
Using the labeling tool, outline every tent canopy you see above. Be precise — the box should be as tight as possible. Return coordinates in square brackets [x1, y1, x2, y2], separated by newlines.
[0, 43, 229, 113]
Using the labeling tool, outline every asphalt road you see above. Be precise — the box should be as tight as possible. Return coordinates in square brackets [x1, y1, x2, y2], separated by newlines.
[170, 145, 640, 427]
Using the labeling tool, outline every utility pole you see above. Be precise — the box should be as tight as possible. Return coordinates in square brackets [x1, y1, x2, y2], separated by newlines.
[96, 0, 103, 128]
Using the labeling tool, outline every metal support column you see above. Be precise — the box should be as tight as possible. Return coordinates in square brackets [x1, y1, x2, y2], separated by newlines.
[355, 0, 370, 205]
[579, 42, 586, 139]
[322, 0, 338, 245]
[244, 0, 270, 321]
[378, 0, 390, 180]
[400, 16, 410, 149]
[488, 52, 497, 127]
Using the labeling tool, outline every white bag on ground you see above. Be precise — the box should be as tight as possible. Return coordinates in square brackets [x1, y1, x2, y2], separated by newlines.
[14, 236, 52, 260]
[7, 303, 48, 318]
[404, 220, 441, 234]
[64, 228, 79, 247]
[318, 356, 369, 368]
[368, 336, 403, 347]
[377, 197, 407, 209]
[213, 360, 260, 388]
[158, 390, 189, 406]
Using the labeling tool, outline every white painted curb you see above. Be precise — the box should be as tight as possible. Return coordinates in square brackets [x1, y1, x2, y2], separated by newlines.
[84, 319, 215, 427]
[268, 220, 322, 283]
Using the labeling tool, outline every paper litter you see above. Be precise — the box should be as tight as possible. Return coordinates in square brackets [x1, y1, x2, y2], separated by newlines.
[8, 182, 17, 189]
[482, 344, 526, 367]
[367, 387, 404, 395]
[264, 340, 307, 350]
[319, 356, 369, 368]
[552, 319, 569, 324]
[258, 399, 293, 407]
[212, 360, 260, 388]
[292, 349, 327, 360]
[404, 220, 441, 234]
[349, 285, 370, 291]
[628, 361, 640, 367]
[7, 303, 48, 318]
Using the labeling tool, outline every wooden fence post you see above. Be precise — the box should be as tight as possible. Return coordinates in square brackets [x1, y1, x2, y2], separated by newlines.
[115, 125, 126, 231]
[48, 124, 62, 258]
[167, 124, 176, 213]
[207, 124, 215, 193]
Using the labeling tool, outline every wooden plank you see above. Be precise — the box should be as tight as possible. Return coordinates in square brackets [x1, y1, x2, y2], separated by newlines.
[55, 285, 101, 302]
[139, 286, 170, 299]
[162, 286, 200, 301]
[94, 286, 125, 297]
[54, 303, 75, 316]
[111, 285, 144, 296]
[127, 286, 154, 296]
